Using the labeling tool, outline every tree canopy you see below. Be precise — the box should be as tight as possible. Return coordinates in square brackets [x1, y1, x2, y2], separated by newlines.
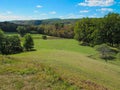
[74, 13, 120, 47]
[23, 34, 34, 51]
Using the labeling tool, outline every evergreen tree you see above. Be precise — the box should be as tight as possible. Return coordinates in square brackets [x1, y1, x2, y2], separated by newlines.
[23, 34, 34, 51]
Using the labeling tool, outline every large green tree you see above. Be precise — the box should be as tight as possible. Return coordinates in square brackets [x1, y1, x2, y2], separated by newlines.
[23, 34, 34, 51]
[74, 18, 97, 46]
[1, 35, 22, 55]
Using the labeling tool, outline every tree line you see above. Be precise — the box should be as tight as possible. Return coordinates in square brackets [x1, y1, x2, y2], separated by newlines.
[15, 23, 74, 38]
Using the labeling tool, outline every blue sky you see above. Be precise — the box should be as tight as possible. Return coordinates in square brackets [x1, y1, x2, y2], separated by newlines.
[0, 0, 120, 21]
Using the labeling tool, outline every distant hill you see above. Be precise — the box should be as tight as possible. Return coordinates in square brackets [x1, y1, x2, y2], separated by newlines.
[0, 19, 79, 32]
[0, 22, 19, 32]
[10, 19, 79, 25]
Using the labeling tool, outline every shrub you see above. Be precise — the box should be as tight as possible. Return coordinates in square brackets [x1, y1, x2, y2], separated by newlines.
[95, 44, 115, 61]
[42, 35, 47, 40]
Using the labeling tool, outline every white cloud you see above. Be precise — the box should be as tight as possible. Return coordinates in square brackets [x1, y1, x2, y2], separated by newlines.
[0, 15, 24, 21]
[36, 5, 43, 8]
[97, 8, 113, 13]
[0, 10, 49, 21]
[0, 15, 37, 21]
[49, 11, 56, 14]
[80, 10, 89, 13]
[78, 0, 114, 7]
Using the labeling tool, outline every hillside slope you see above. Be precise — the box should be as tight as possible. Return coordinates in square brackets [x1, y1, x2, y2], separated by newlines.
[11, 38, 120, 90]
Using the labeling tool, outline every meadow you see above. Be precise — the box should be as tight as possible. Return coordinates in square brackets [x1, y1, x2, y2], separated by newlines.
[0, 34, 120, 90]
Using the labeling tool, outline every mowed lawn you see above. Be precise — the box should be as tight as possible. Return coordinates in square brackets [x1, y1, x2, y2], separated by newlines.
[0, 35, 120, 90]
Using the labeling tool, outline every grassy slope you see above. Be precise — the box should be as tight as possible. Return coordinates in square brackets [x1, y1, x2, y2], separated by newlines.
[0, 35, 120, 90]
[0, 55, 78, 90]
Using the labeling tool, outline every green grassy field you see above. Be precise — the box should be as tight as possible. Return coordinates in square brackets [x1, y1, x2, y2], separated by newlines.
[0, 34, 120, 90]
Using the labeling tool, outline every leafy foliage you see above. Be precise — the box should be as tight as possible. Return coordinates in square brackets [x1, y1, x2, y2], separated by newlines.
[0, 30, 36, 55]
[23, 34, 34, 51]
[74, 13, 120, 47]
[1, 35, 22, 55]
[104, 13, 120, 46]
[0, 29, 22, 55]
